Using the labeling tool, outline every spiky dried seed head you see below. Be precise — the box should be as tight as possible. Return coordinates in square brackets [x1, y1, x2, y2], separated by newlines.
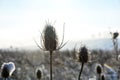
[113, 32, 119, 39]
[101, 74, 105, 80]
[42, 24, 58, 51]
[96, 64, 102, 75]
[78, 46, 88, 63]
[1, 62, 15, 78]
[36, 68, 42, 80]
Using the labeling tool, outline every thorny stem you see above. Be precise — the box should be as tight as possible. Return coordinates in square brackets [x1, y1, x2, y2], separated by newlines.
[50, 51, 53, 80]
[78, 62, 84, 80]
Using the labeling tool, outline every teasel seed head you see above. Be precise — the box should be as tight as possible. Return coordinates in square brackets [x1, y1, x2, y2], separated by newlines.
[96, 64, 102, 75]
[101, 74, 105, 80]
[78, 46, 88, 63]
[113, 32, 119, 39]
[36, 68, 42, 80]
[1, 62, 15, 78]
[42, 24, 58, 51]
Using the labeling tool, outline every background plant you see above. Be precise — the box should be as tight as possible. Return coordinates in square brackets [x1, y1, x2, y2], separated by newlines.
[96, 64, 102, 80]
[101, 74, 105, 80]
[36, 67, 42, 80]
[110, 32, 119, 60]
[78, 46, 88, 80]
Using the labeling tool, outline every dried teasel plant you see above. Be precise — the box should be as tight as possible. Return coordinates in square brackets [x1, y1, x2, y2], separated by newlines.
[78, 46, 88, 80]
[35, 22, 67, 80]
[1, 62, 15, 80]
[36, 68, 42, 80]
[112, 32, 119, 39]
[95, 64, 102, 80]
[110, 32, 119, 60]
[101, 74, 105, 80]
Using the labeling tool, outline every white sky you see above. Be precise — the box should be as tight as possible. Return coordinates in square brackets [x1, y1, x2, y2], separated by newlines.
[0, 0, 120, 49]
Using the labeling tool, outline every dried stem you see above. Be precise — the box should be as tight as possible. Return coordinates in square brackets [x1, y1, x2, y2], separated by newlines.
[98, 74, 101, 80]
[78, 62, 84, 80]
[110, 32, 119, 60]
[112, 39, 118, 60]
[50, 51, 53, 80]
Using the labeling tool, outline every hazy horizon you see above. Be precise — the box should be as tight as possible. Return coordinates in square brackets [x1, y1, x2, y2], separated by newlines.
[0, 38, 119, 52]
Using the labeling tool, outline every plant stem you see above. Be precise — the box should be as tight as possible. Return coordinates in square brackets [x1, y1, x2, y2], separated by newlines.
[99, 74, 101, 80]
[50, 51, 53, 80]
[78, 62, 84, 80]
[113, 39, 118, 60]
